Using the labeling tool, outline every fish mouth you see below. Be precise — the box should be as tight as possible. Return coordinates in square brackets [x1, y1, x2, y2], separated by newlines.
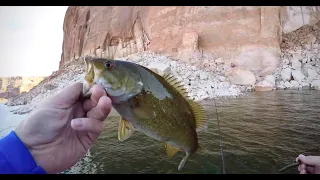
[82, 80, 92, 96]
[105, 86, 126, 97]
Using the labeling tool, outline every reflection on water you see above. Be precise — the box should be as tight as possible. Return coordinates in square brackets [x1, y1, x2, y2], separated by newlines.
[63, 90, 320, 174]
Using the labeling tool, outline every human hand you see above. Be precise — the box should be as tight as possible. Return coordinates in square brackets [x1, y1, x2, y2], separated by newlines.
[296, 154, 320, 174]
[14, 82, 112, 174]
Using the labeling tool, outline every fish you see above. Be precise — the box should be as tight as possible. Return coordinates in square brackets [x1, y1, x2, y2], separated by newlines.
[82, 56, 208, 171]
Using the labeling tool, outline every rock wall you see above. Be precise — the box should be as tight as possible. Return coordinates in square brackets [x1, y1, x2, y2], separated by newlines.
[60, 6, 284, 80]
[0, 76, 45, 102]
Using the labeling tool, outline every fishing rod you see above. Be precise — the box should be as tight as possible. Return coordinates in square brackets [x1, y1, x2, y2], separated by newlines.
[213, 98, 226, 174]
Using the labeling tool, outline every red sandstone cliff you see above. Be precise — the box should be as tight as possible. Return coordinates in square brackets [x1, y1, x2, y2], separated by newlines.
[60, 6, 282, 77]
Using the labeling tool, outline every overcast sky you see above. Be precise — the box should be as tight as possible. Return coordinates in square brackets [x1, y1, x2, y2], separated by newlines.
[0, 6, 68, 77]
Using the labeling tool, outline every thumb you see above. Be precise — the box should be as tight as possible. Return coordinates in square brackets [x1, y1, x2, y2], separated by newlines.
[297, 154, 320, 166]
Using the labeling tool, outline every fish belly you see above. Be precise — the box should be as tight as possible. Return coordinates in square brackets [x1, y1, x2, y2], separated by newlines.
[131, 120, 168, 142]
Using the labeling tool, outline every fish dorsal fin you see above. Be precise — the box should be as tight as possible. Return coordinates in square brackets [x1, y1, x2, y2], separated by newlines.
[166, 143, 180, 158]
[118, 117, 135, 142]
[162, 73, 189, 99]
[139, 65, 189, 99]
[187, 100, 208, 131]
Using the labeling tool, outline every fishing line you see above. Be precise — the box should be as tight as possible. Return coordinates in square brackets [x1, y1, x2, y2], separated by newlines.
[213, 98, 226, 174]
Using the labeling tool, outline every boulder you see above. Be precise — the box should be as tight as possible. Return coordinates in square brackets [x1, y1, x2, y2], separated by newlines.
[255, 80, 274, 91]
[226, 67, 256, 86]
[290, 80, 300, 89]
[281, 67, 292, 81]
[284, 81, 292, 88]
[291, 58, 301, 70]
[307, 68, 318, 80]
[265, 75, 276, 86]
[292, 70, 305, 83]
[147, 63, 171, 76]
[302, 64, 314, 76]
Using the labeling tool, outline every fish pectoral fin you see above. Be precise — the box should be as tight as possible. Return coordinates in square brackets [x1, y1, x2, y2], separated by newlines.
[187, 100, 208, 131]
[118, 117, 135, 142]
[178, 153, 190, 171]
[166, 143, 180, 158]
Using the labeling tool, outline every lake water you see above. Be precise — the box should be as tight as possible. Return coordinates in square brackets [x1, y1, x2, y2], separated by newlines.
[1, 90, 320, 174]
[63, 90, 320, 174]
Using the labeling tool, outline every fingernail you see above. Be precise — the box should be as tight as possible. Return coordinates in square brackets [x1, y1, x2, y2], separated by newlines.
[72, 119, 83, 127]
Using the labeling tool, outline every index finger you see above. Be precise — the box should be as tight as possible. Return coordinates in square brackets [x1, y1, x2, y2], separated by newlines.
[297, 154, 320, 166]
[83, 84, 107, 112]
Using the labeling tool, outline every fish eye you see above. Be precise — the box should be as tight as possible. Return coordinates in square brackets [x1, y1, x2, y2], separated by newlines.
[105, 61, 114, 69]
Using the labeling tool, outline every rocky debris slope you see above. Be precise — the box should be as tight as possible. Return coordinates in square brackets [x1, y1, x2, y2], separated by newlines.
[117, 52, 245, 99]
[274, 21, 320, 90]
[6, 52, 245, 115]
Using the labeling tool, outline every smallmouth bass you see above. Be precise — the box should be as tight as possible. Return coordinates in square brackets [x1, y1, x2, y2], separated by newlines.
[82, 57, 208, 171]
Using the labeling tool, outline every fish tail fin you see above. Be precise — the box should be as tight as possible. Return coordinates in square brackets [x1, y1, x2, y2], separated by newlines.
[178, 152, 190, 171]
